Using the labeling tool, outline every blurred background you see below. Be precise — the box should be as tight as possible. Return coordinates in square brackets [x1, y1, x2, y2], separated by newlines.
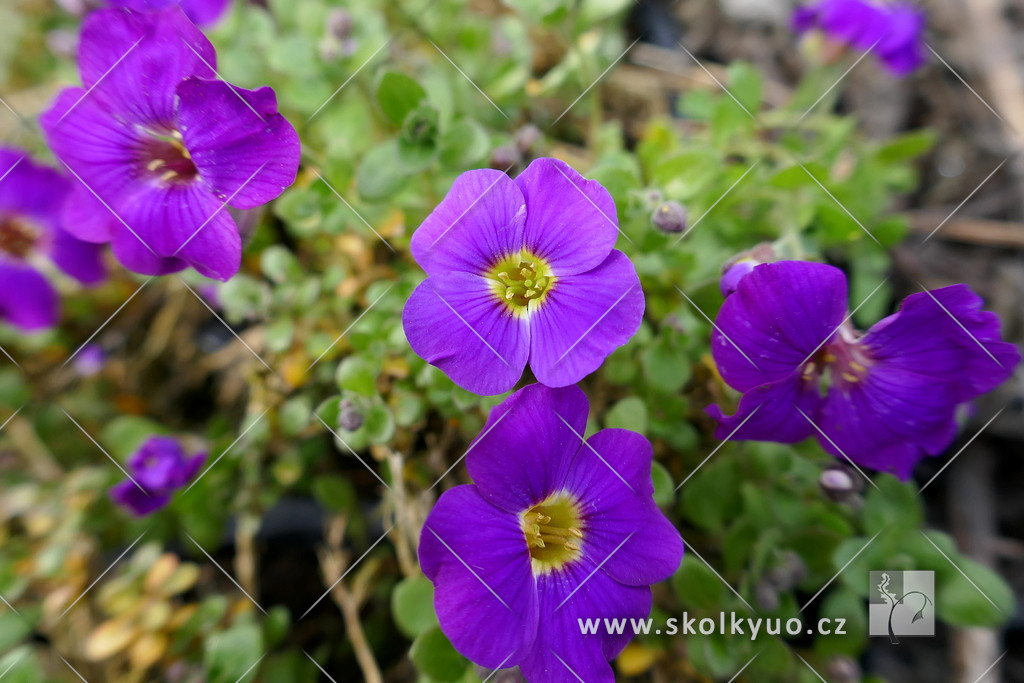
[1, 0, 1022, 681]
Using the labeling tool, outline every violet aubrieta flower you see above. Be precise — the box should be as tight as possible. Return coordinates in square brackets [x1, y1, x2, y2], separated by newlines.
[41, 8, 300, 282]
[0, 148, 105, 331]
[102, 0, 231, 26]
[420, 384, 683, 681]
[708, 261, 1020, 479]
[793, 0, 926, 77]
[109, 435, 206, 516]
[402, 158, 644, 395]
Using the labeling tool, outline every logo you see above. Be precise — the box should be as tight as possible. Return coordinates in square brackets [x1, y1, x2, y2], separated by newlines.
[868, 570, 934, 643]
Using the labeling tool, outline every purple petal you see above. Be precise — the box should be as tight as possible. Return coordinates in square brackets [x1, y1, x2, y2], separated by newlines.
[77, 8, 216, 126]
[109, 223, 189, 276]
[819, 0, 887, 51]
[0, 149, 70, 230]
[792, 6, 818, 33]
[713, 261, 847, 392]
[176, 79, 300, 210]
[877, 5, 926, 77]
[62, 183, 117, 244]
[864, 285, 1020, 402]
[179, 0, 231, 26]
[41, 89, 142, 209]
[419, 486, 538, 668]
[104, 0, 232, 26]
[564, 429, 684, 585]
[117, 182, 242, 281]
[0, 264, 59, 331]
[528, 250, 644, 388]
[818, 366, 960, 480]
[706, 373, 821, 443]
[518, 560, 651, 682]
[466, 384, 589, 514]
[49, 229, 107, 286]
[402, 273, 529, 395]
[410, 169, 526, 276]
[109, 480, 170, 516]
[515, 158, 618, 276]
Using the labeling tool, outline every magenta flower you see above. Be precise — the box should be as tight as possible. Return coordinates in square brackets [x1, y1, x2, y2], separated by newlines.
[420, 384, 683, 681]
[110, 436, 206, 516]
[102, 0, 231, 26]
[402, 158, 644, 395]
[793, 0, 926, 77]
[708, 261, 1020, 479]
[41, 7, 300, 281]
[0, 148, 105, 331]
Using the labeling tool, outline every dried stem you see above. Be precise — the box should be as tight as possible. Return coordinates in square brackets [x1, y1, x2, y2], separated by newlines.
[319, 514, 383, 683]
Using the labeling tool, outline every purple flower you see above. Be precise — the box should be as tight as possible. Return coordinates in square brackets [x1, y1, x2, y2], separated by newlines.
[793, 0, 925, 77]
[0, 148, 106, 331]
[41, 8, 300, 282]
[102, 0, 231, 26]
[420, 384, 683, 681]
[708, 261, 1020, 479]
[402, 158, 644, 395]
[109, 435, 206, 516]
[74, 343, 106, 376]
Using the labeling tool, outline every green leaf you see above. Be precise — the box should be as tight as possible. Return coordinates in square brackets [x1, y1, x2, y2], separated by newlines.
[377, 71, 428, 126]
[642, 337, 692, 393]
[100, 416, 167, 461]
[204, 620, 264, 683]
[877, 129, 937, 163]
[335, 356, 378, 396]
[356, 141, 409, 201]
[727, 61, 762, 115]
[392, 576, 438, 638]
[673, 555, 723, 610]
[440, 119, 490, 168]
[410, 627, 468, 681]
[937, 557, 1016, 627]
[651, 461, 674, 507]
[0, 613, 30, 653]
[862, 475, 923, 536]
[605, 397, 648, 433]
[312, 474, 357, 513]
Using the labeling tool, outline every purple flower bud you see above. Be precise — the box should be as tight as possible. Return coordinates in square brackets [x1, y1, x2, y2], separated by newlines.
[719, 259, 758, 297]
[74, 344, 106, 377]
[651, 201, 687, 233]
[513, 125, 541, 154]
[327, 8, 353, 39]
[489, 144, 522, 171]
[338, 398, 365, 432]
[826, 656, 861, 683]
[819, 464, 860, 502]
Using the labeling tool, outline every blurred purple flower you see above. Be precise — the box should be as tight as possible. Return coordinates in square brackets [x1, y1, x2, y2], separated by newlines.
[793, 0, 926, 77]
[110, 435, 206, 516]
[420, 384, 683, 681]
[0, 149, 106, 332]
[102, 0, 231, 26]
[708, 261, 1020, 479]
[402, 158, 644, 395]
[74, 343, 106, 376]
[41, 8, 300, 282]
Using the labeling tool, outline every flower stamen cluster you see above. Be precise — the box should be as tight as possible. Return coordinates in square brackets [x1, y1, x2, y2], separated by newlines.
[0, 215, 41, 259]
[489, 252, 553, 311]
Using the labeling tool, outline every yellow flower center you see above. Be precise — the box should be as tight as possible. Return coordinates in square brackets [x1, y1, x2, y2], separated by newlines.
[487, 251, 554, 315]
[521, 492, 584, 574]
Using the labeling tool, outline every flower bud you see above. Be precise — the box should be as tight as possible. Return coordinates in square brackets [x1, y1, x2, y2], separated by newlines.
[489, 144, 522, 171]
[513, 125, 541, 154]
[327, 9, 353, 40]
[826, 656, 860, 683]
[719, 259, 758, 297]
[651, 201, 687, 233]
[338, 398, 365, 432]
[819, 464, 862, 504]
